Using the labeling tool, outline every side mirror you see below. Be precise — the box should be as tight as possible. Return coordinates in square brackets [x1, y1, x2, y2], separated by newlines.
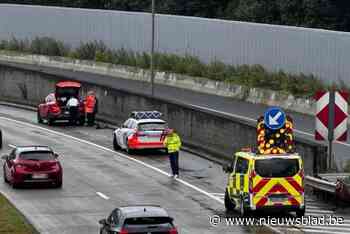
[99, 219, 107, 225]
[1, 155, 9, 160]
[223, 164, 233, 173]
[54, 153, 59, 158]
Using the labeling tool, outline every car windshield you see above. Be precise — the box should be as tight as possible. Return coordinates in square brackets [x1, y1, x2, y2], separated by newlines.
[138, 123, 166, 131]
[124, 217, 173, 226]
[19, 151, 55, 161]
[255, 158, 299, 178]
[56, 87, 79, 98]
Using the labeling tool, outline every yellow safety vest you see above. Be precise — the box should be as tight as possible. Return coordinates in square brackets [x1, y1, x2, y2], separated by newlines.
[163, 133, 182, 153]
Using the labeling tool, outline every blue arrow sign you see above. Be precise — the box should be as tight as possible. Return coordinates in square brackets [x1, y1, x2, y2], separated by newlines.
[264, 107, 286, 130]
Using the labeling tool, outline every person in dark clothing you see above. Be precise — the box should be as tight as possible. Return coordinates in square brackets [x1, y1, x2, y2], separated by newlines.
[67, 96, 79, 125]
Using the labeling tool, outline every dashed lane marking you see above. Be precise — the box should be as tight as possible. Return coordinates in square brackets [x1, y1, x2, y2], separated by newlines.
[96, 192, 110, 200]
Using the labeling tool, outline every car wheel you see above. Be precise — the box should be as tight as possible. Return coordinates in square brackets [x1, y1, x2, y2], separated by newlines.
[55, 180, 62, 189]
[113, 135, 121, 151]
[0, 130, 2, 149]
[224, 190, 235, 211]
[239, 197, 250, 217]
[37, 110, 43, 124]
[126, 145, 135, 155]
[296, 208, 305, 217]
[3, 168, 8, 183]
[11, 180, 19, 189]
[48, 118, 54, 126]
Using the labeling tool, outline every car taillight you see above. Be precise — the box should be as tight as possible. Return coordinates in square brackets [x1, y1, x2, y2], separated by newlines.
[130, 131, 145, 140]
[52, 163, 60, 170]
[49, 103, 60, 113]
[119, 229, 128, 234]
[169, 227, 178, 234]
[15, 164, 27, 170]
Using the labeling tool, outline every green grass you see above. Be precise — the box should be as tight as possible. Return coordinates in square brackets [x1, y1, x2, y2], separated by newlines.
[0, 193, 38, 234]
[1, 36, 346, 98]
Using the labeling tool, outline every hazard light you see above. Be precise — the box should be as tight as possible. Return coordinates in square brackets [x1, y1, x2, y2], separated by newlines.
[257, 116, 295, 155]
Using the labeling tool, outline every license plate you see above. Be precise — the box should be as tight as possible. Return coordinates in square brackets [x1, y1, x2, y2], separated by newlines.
[65, 111, 70, 115]
[270, 197, 285, 203]
[139, 137, 160, 142]
[32, 174, 48, 179]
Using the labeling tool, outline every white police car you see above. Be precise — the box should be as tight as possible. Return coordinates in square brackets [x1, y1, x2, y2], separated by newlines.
[113, 111, 168, 154]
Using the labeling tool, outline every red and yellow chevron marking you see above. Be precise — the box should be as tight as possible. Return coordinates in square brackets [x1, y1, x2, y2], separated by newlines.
[252, 173, 304, 207]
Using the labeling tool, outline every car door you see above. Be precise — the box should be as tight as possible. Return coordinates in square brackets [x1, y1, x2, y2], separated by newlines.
[228, 156, 237, 197]
[123, 120, 136, 147]
[40, 94, 53, 117]
[235, 157, 249, 197]
[117, 120, 130, 148]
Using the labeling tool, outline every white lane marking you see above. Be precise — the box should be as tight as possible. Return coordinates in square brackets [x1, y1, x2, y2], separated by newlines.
[190, 104, 350, 148]
[96, 192, 110, 200]
[8, 144, 16, 148]
[301, 228, 350, 234]
[283, 229, 349, 234]
[0, 116, 223, 205]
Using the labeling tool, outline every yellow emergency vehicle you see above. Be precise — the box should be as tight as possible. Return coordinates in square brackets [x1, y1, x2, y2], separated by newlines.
[223, 113, 305, 216]
[223, 151, 305, 216]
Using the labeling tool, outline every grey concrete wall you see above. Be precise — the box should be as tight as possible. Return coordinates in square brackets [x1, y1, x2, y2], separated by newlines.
[1, 4, 350, 83]
[0, 64, 328, 175]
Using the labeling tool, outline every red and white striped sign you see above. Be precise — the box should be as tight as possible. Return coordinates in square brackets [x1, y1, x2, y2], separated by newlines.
[315, 91, 348, 142]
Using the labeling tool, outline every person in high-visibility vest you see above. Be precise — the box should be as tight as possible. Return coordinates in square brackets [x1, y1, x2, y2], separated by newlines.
[163, 129, 182, 178]
[85, 91, 98, 126]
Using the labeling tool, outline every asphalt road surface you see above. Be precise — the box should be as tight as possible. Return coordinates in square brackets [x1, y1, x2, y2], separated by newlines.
[1, 61, 350, 169]
[1, 105, 350, 234]
[0, 105, 257, 234]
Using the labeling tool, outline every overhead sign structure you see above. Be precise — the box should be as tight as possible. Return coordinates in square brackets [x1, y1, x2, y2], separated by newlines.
[264, 107, 286, 130]
[315, 91, 348, 142]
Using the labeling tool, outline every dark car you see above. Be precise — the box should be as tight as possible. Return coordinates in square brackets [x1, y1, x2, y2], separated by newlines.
[2, 146, 63, 188]
[99, 205, 178, 234]
[37, 81, 85, 125]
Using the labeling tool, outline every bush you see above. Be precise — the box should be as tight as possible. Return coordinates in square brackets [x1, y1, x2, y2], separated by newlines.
[30, 37, 68, 56]
[0, 36, 331, 98]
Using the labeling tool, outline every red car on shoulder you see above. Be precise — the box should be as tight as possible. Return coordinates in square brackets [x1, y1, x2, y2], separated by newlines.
[2, 146, 63, 188]
[37, 81, 85, 125]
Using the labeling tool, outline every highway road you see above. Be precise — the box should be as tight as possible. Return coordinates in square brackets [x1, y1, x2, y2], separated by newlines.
[1, 61, 349, 169]
[1, 105, 350, 234]
[0, 105, 253, 234]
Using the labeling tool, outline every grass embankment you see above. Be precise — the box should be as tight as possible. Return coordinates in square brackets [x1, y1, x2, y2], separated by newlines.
[0, 193, 38, 234]
[1, 36, 342, 98]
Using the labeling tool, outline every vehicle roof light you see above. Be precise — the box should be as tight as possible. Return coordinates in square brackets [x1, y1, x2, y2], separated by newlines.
[130, 111, 162, 120]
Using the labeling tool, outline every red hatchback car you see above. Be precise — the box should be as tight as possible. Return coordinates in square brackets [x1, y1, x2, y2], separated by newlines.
[37, 81, 85, 125]
[2, 146, 63, 188]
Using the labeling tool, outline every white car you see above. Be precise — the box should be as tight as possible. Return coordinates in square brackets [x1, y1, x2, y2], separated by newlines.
[113, 111, 168, 154]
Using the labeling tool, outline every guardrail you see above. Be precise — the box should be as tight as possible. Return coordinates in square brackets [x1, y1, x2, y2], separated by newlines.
[305, 175, 336, 194]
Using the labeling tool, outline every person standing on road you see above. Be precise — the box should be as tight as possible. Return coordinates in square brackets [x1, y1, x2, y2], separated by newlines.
[163, 129, 182, 178]
[66, 96, 79, 125]
[85, 91, 97, 126]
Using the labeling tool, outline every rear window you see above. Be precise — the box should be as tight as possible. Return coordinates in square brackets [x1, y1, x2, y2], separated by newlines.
[19, 151, 55, 161]
[138, 123, 167, 131]
[56, 87, 79, 97]
[124, 217, 173, 226]
[255, 158, 299, 177]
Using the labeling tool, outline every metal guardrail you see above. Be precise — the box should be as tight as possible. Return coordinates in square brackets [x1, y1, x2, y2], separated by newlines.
[305, 175, 336, 194]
